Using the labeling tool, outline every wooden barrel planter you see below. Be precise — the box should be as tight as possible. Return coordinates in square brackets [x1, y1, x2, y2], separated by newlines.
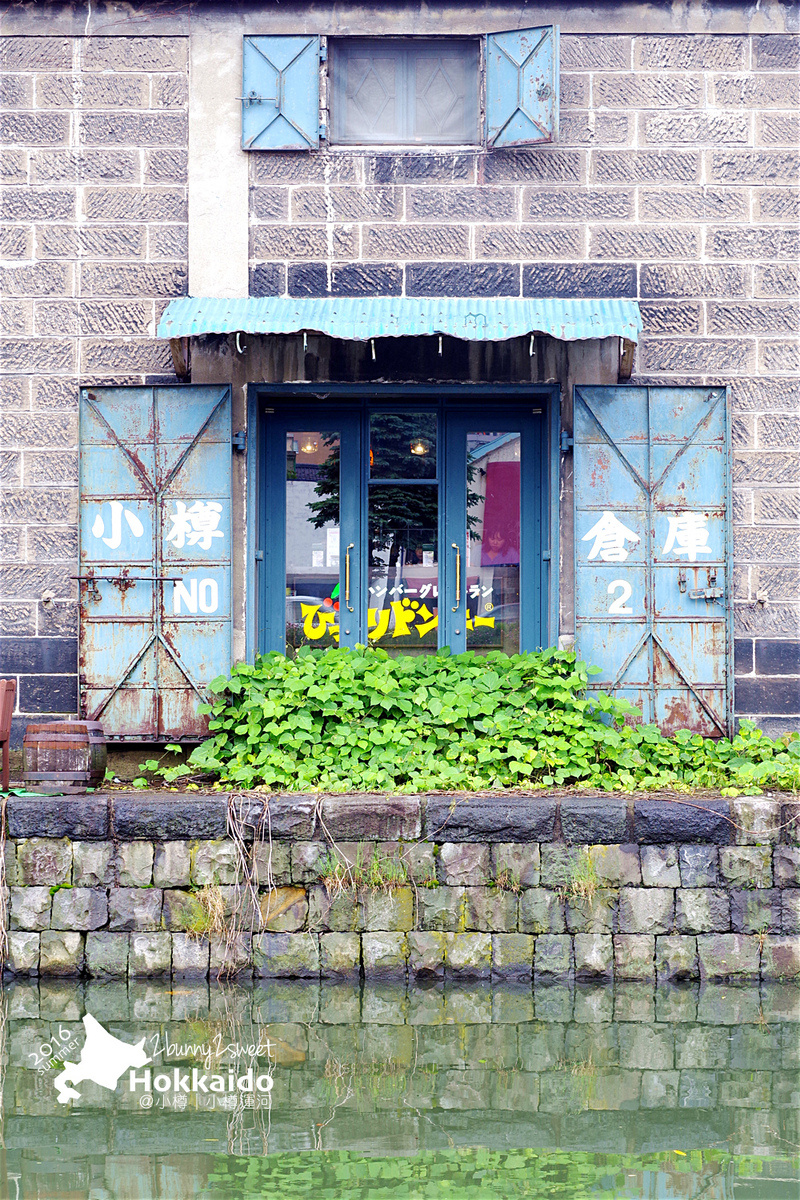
[23, 721, 107, 789]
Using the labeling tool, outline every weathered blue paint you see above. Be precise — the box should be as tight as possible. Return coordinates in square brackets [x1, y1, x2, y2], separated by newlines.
[486, 26, 559, 147]
[242, 35, 321, 150]
[574, 386, 732, 736]
[79, 386, 232, 740]
[158, 296, 642, 344]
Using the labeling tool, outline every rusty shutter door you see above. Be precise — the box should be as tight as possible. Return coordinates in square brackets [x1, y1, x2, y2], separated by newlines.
[79, 385, 232, 740]
[574, 386, 732, 736]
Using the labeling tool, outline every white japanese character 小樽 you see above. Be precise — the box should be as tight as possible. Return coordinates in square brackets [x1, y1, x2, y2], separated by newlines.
[91, 501, 144, 550]
[166, 500, 224, 551]
[662, 513, 712, 562]
[582, 512, 640, 563]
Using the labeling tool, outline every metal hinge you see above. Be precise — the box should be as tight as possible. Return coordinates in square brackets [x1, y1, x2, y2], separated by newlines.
[232, 429, 246, 452]
[320, 44, 328, 62]
[319, 120, 327, 140]
[542, 550, 551, 561]
[255, 550, 264, 561]
[560, 431, 574, 453]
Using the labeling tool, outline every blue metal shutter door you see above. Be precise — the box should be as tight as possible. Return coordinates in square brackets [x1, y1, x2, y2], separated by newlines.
[79, 386, 232, 740]
[242, 35, 320, 150]
[485, 26, 559, 148]
[573, 386, 732, 736]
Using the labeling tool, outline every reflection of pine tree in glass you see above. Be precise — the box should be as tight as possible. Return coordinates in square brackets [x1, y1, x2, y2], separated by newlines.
[309, 416, 478, 570]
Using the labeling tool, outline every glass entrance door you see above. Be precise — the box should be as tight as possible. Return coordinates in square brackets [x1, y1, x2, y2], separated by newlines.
[260, 401, 549, 656]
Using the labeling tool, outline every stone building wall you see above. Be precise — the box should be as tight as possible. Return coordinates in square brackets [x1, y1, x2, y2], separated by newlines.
[1, 9, 798, 742]
[4, 793, 800, 981]
[0, 32, 189, 741]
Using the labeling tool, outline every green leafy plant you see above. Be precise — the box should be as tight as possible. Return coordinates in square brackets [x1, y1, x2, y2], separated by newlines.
[174, 646, 800, 795]
[134, 743, 194, 788]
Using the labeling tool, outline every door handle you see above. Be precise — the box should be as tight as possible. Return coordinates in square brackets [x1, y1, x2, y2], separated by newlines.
[345, 543, 355, 612]
[451, 543, 461, 611]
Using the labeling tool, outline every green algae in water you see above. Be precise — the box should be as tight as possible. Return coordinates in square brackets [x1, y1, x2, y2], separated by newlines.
[204, 1149, 800, 1199]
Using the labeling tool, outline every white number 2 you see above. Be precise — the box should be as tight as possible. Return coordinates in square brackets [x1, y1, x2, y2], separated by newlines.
[607, 579, 633, 614]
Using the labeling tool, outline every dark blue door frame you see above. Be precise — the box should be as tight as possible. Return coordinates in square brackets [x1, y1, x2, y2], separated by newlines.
[248, 384, 560, 657]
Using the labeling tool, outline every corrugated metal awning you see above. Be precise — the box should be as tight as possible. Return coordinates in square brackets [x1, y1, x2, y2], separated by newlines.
[157, 296, 641, 344]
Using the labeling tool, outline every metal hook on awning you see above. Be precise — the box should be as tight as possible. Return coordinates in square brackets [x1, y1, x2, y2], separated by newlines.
[235, 331, 246, 354]
[370, 338, 376, 361]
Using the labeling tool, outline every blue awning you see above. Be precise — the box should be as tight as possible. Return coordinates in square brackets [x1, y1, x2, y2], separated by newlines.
[157, 296, 641, 344]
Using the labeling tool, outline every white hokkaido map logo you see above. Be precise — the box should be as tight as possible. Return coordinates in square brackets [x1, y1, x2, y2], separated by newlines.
[53, 1014, 149, 1104]
[48, 1014, 274, 1107]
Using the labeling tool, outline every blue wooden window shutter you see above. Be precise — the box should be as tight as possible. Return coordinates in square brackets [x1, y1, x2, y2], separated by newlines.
[485, 26, 559, 148]
[242, 35, 320, 150]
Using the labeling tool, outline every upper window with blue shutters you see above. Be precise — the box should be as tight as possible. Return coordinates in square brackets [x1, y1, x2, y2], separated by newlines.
[241, 27, 559, 151]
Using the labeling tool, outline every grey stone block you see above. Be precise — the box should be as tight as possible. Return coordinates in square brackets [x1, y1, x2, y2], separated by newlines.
[259, 885, 308, 933]
[773, 847, 800, 887]
[561, 799, 628, 844]
[6, 931, 39, 975]
[192, 841, 238, 886]
[85, 932, 129, 978]
[697, 934, 761, 981]
[730, 889, 782, 934]
[761, 936, 800, 981]
[360, 888, 414, 933]
[445, 932, 491, 979]
[590, 845, 641, 886]
[613, 934, 654, 980]
[675, 889, 730, 933]
[39, 931, 84, 976]
[406, 261, 520, 298]
[679, 846, 718, 887]
[72, 842, 114, 886]
[291, 841, 337, 885]
[9, 887, 51, 931]
[251, 839, 292, 886]
[417, 886, 465, 932]
[108, 888, 163, 932]
[320, 795, 420, 841]
[362, 932, 407, 979]
[172, 933, 210, 978]
[782, 890, 800, 933]
[153, 842, 191, 887]
[17, 838, 71, 885]
[634, 800, 731, 844]
[490, 933, 533, 981]
[574, 934, 613, 979]
[114, 795, 228, 839]
[253, 932, 320, 978]
[618, 888, 674, 934]
[307, 883, 363, 933]
[719, 846, 772, 889]
[439, 843, 490, 886]
[464, 887, 518, 932]
[534, 934, 572, 978]
[519, 888, 566, 934]
[51, 887, 107, 931]
[210, 933, 252, 974]
[641, 845, 681, 887]
[523, 262, 637, 299]
[116, 841, 154, 887]
[491, 843, 539, 886]
[129, 932, 171, 977]
[320, 933, 361, 978]
[425, 795, 557, 842]
[565, 889, 617, 933]
[407, 931, 446, 977]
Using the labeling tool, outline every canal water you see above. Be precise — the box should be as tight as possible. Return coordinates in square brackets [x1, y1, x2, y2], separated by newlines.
[1, 978, 797, 1199]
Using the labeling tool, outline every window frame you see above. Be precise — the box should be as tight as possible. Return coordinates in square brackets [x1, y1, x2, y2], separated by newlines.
[327, 35, 483, 149]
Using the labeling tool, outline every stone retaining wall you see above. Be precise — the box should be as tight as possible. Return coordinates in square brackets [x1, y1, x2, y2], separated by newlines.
[4, 793, 800, 981]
